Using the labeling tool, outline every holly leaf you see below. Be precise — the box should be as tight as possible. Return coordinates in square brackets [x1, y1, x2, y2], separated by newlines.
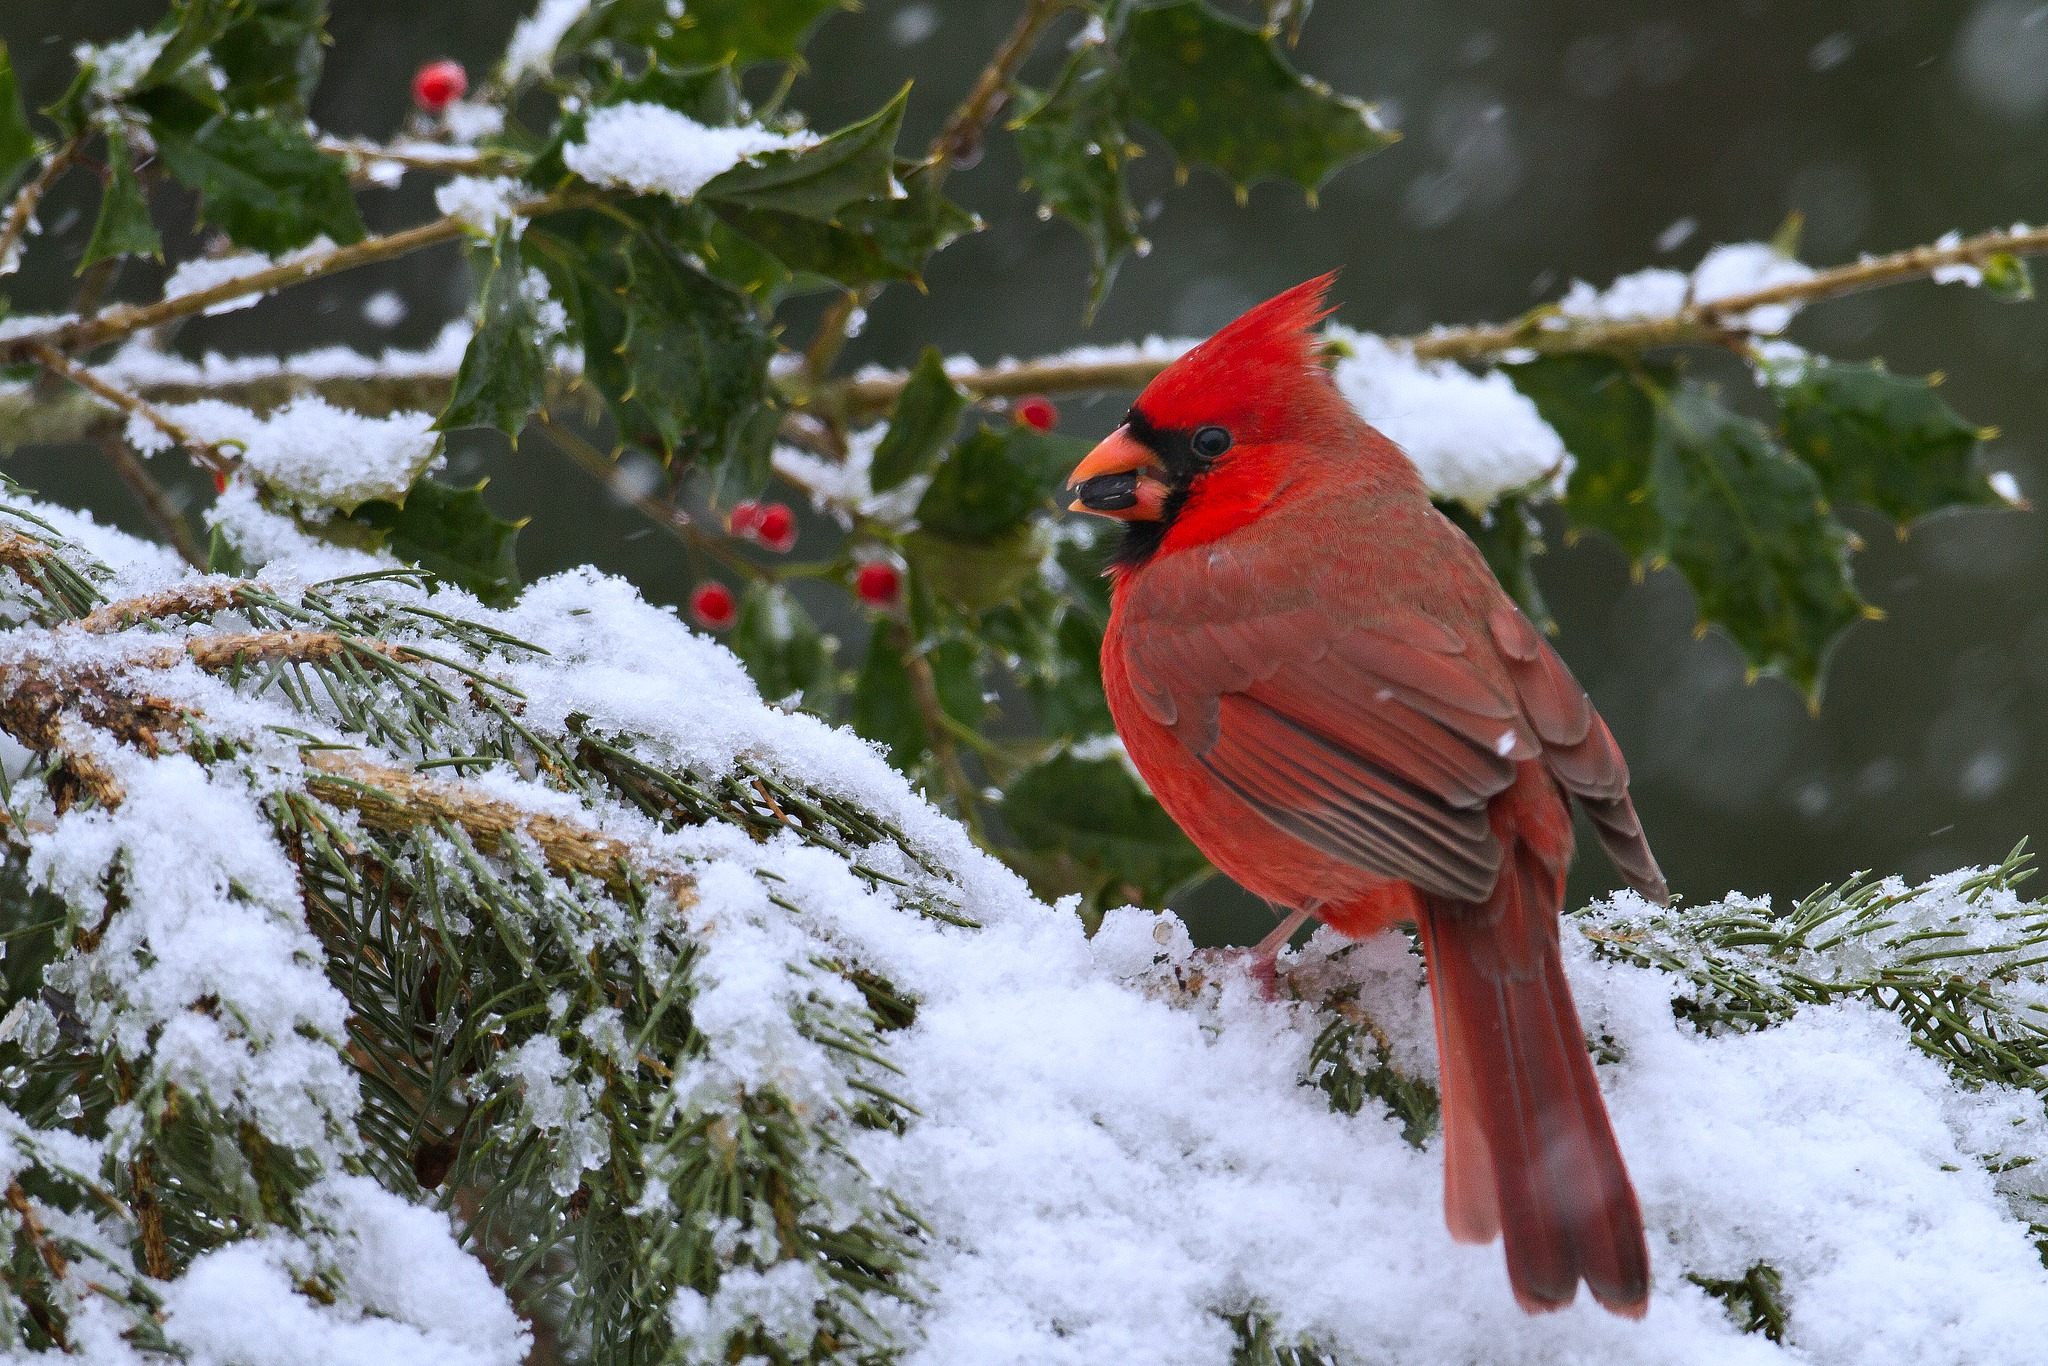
[1773, 361, 2003, 527]
[1653, 384, 1864, 697]
[79, 128, 162, 270]
[351, 479, 525, 607]
[1440, 495, 1550, 631]
[1013, 42, 1140, 316]
[851, 618, 925, 770]
[0, 43, 35, 197]
[144, 95, 364, 252]
[526, 205, 775, 464]
[609, 60, 746, 125]
[730, 583, 836, 709]
[903, 523, 1050, 613]
[870, 348, 966, 492]
[715, 162, 976, 290]
[1002, 751, 1208, 905]
[1509, 353, 1672, 562]
[211, 0, 327, 115]
[915, 422, 1087, 540]
[702, 86, 906, 221]
[1120, 0, 1395, 196]
[569, 0, 844, 69]
[1024, 611, 1116, 742]
[440, 228, 552, 439]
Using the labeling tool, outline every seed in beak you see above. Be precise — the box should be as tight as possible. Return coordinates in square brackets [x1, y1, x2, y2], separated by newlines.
[1072, 471, 1140, 512]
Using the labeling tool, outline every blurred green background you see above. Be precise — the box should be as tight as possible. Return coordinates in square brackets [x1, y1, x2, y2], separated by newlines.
[3, 0, 2045, 945]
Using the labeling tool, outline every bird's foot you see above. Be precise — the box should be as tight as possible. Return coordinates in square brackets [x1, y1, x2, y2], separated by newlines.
[1186, 907, 1314, 1001]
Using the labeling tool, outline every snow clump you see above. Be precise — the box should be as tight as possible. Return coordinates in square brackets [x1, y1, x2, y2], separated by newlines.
[563, 103, 818, 201]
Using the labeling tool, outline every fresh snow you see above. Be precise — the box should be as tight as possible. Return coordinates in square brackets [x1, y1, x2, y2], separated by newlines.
[1560, 241, 1816, 335]
[1327, 326, 1569, 507]
[502, 0, 591, 82]
[563, 103, 817, 201]
[161, 239, 340, 317]
[11, 497, 2038, 1364]
[137, 395, 440, 510]
[434, 176, 527, 235]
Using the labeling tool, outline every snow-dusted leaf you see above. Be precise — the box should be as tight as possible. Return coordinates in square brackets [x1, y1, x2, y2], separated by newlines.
[211, 0, 327, 115]
[441, 228, 552, 439]
[142, 92, 364, 252]
[869, 346, 966, 493]
[608, 57, 746, 125]
[730, 582, 835, 709]
[0, 42, 34, 195]
[1509, 353, 1670, 562]
[528, 204, 775, 465]
[1121, 0, 1395, 195]
[1002, 750, 1208, 905]
[1012, 43, 1140, 316]
[352, 478, 524, 606]
[713, 161, 976, 290]
[79, 126, 162, 269]
[701, 86, 905, 222]
[1774, 360, 2004, 527]
[570, 0, 846, 69]
[1654, 383, 1865, 697]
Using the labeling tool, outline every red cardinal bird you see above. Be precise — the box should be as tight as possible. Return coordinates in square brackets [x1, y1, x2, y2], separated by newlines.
[1065, 275, 1666, 1318]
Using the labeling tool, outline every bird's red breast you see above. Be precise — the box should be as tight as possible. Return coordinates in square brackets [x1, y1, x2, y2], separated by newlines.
[1069, 275, 1667, 1317]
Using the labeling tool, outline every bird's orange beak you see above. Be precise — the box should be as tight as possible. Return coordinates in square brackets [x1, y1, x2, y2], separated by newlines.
[1066, 426, 1171, 521]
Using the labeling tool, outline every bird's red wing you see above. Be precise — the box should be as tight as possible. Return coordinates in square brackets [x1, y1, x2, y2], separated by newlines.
[1485, 601, 1669, 904]
[1118, 547, 1533, 903]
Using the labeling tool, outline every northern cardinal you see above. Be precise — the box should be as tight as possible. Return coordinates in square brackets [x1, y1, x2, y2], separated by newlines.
[1065, 275, 1666, 1317]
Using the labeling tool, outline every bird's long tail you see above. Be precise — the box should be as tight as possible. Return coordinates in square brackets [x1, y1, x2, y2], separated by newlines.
[1418, 835, 1650, 1317]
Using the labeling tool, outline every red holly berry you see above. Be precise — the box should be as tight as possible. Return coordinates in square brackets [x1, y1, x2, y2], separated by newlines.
[854, 561, 901, 608]
[689, 582, 737, 631]
[754, 502, 797, 552]
[727, 500, 764, 536]
[1015, 394, 1058, 432]
[212, 471, 229, 495]
[412, 60, 468, 113]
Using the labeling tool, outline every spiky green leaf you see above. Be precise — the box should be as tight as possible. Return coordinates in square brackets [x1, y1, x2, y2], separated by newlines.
[851, 618, 925, 770]
[568, 0, 844, 69]
[714, 162, 976, 291]
[0, 43, 35, 196]
[351, 479, 525, 607]
[145, 95, 364, 252]
[1509, 353, 1672, 562]
[1120, 0, 1395, 195]
[1002, 751, 1208, 905]
[870, 348, 967, 492]
[702, 86, 905, 221]
[440, 228, 553, 439]
[79, 128, 162, 270]
[1012, 42, 1140, 315]
[730, 583, 836, 709]
[1773, 361, 2003, 527]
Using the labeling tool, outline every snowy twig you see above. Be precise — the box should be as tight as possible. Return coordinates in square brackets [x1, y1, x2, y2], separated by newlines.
[319, 136, 515, 182]
[0, 135, 84, 278]
[828, 222, 2048, 419]
[29, 344, 237, 476]
[302, 749, 696, 905]
[79, 581, 248, 633]
[0, 188, 592, 364]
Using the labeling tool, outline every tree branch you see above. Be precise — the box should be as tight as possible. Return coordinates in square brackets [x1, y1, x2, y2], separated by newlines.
[93, 428, 207, 569]
[30, 344, 237, 476]
[0, 188, 592, 364]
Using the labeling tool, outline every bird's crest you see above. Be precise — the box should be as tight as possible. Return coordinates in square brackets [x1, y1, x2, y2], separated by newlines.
[1135, 273, 1339, 432]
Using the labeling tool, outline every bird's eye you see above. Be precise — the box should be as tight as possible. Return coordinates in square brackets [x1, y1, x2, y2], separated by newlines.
[1191, 425, 1232, 459]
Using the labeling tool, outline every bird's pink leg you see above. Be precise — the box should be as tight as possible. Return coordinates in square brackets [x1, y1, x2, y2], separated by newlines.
[1244, 905, 1314, 992]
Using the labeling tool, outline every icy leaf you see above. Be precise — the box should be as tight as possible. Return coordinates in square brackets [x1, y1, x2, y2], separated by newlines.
[440, 228, 552, 439]
[851, 617, 925, 769]
[915, 422, 1085, 541]
[351, 478, 525, 607]
[211, 0, 327, 115]
[702, 86, 905, 222]
[143, 93, 364, 252]
[1002, 751, 1208, 905]
[730, 583, 836, 709]
[870, 347, 966, 493]
[1774, 361, 2005, 526]
[0, 43, 34, 196]
[1012, 43, 1140, 316]
[1653, 383, 1864, 698]
[1439, 495, 1551, 632]
[714, 162, 976, 290]
[527, 205, 775, 465]
[1120, 0, 1395, 195]
[1508, 353, 1671, 562]
[79, 127, 163, 270]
